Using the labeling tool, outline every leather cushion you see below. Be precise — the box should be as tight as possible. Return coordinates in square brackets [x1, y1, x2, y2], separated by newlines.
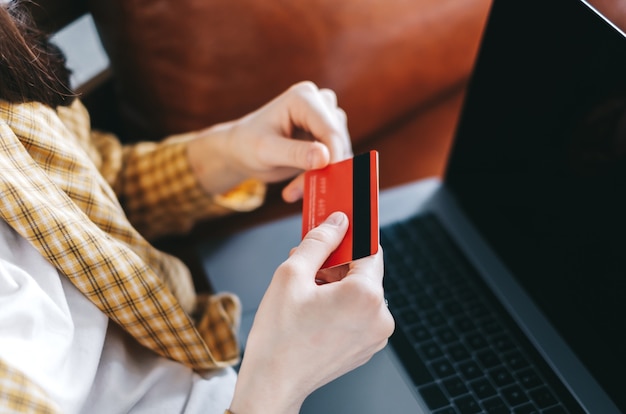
[88, 0, 489, 142]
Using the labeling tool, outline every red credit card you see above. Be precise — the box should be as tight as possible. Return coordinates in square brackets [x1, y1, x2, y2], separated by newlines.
[302, 150, 379, 268]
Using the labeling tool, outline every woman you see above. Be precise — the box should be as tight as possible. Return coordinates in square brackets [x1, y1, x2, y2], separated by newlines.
[0, 1, 394, 413]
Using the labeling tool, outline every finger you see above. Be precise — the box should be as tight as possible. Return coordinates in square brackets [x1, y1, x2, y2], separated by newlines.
[336, 107, 349, 133]
[282, 173, 305, 203]
[344, 246, 385, 285]
[287, 82, 351, 163]
[289, 212, 349, 274]
[333, 108, 352, 162]
[259, 133, 330, 172]
[330, 109, 352, 163]
[319, 88, 338, 108]
[317, 88, 347, 149]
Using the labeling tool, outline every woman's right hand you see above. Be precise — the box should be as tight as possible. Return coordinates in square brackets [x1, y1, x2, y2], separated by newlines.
[228, 212, 395, 414]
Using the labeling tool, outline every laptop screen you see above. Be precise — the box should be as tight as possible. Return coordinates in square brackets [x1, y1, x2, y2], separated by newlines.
[446, 0, 626, 409]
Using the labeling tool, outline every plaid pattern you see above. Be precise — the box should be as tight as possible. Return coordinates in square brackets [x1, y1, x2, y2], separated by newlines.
[0, 99, 265, 408]
[0, 359, 60, 414]
[57, 103, 266, 241]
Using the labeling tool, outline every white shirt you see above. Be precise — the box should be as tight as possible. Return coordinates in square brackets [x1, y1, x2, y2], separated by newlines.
[0, 219, 236, 413]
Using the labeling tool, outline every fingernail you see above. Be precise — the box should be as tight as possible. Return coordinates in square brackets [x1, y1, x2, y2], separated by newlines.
[326, 211, 346, 226]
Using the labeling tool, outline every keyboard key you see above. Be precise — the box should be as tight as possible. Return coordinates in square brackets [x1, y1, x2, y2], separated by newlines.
[482, 396, 509, 414]
[415, 295, 436, 311]
[433, 286, 454, 300]
[451, 316, 476, 334]
[489, 367, 515, 387]
[501, 384, 529, 406]
[454, 395, 481, 414]
[442, 375, 469, 398]
[420, 341, 444, 361]
[515, 367, 543, 390]
[469, 377, 497, 399]
[441, 300, 464, 316]
[513, 403, 539, 414]
[503, 350, 529, 371]
[421, 269, 441, 284]
[458, 360, 483, 380]
[529, 386, 558, 409]
[446, 343, 471, 363]
[430, 358, 455, 379]
[492, 334, 516, 353]
[543, 406, 567, 414]
[475, 349, 501, 369]
[399, 309, 420, 325]
[425, 310, 447, 328]
[464, 332, 489, 351]
[434, 327, 458, 345]
[419, 383, 449, 410]
[403, 279, 421, 293]
[409, 326, 431, 343]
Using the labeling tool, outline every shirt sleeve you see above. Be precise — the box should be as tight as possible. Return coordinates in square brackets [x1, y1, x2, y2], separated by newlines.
[53, 104, 261, 242]
[99, 131, 265, 240]
[0, 359, 61, 414]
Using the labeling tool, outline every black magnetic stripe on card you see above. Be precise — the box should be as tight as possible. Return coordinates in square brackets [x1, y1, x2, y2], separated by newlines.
[352, 152, 371, 260]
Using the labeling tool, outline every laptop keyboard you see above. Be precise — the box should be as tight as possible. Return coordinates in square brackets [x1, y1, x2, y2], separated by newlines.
[381, 213, 583, 414]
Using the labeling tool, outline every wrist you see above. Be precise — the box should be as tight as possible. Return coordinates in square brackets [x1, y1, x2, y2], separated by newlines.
[186, 123, 247, 195]
[229, 360, 305, 414]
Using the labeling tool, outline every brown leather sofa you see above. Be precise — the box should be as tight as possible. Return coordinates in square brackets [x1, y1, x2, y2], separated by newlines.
[87, 0, 490, 186]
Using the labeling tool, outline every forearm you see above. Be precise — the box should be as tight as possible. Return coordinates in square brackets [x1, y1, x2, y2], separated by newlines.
[186, 122, 251, 196]
[228, 364, 304, 414]
[115, 132, 264, 240]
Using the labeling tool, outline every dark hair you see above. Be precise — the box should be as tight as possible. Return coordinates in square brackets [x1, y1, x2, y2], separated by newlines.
[0, 1, 75, 107]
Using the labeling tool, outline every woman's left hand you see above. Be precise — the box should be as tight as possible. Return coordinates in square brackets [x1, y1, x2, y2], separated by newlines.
[187, 81, 352, 201]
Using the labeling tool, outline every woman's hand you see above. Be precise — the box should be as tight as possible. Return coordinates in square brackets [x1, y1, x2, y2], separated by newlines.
[228, 212, 395, 414]
[187, 81, 352, 202]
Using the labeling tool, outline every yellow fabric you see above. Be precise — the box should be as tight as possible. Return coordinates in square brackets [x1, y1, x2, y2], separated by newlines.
[0, 99, 264, 409]
[56, 101, 266, 241]
[0, 359, 60, 414]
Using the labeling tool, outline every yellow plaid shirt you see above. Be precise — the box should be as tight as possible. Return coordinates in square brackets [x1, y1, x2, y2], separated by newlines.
[0, 99, 265, 412]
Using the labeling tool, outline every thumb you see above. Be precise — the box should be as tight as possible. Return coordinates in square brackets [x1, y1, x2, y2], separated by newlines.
[290, 212, 349, 272]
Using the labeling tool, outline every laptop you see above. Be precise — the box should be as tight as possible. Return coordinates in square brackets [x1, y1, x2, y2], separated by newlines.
[199, 0, 626, 412]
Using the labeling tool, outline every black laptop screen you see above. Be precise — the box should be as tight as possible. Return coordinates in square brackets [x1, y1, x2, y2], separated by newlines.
[446, 0, 626, 409]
